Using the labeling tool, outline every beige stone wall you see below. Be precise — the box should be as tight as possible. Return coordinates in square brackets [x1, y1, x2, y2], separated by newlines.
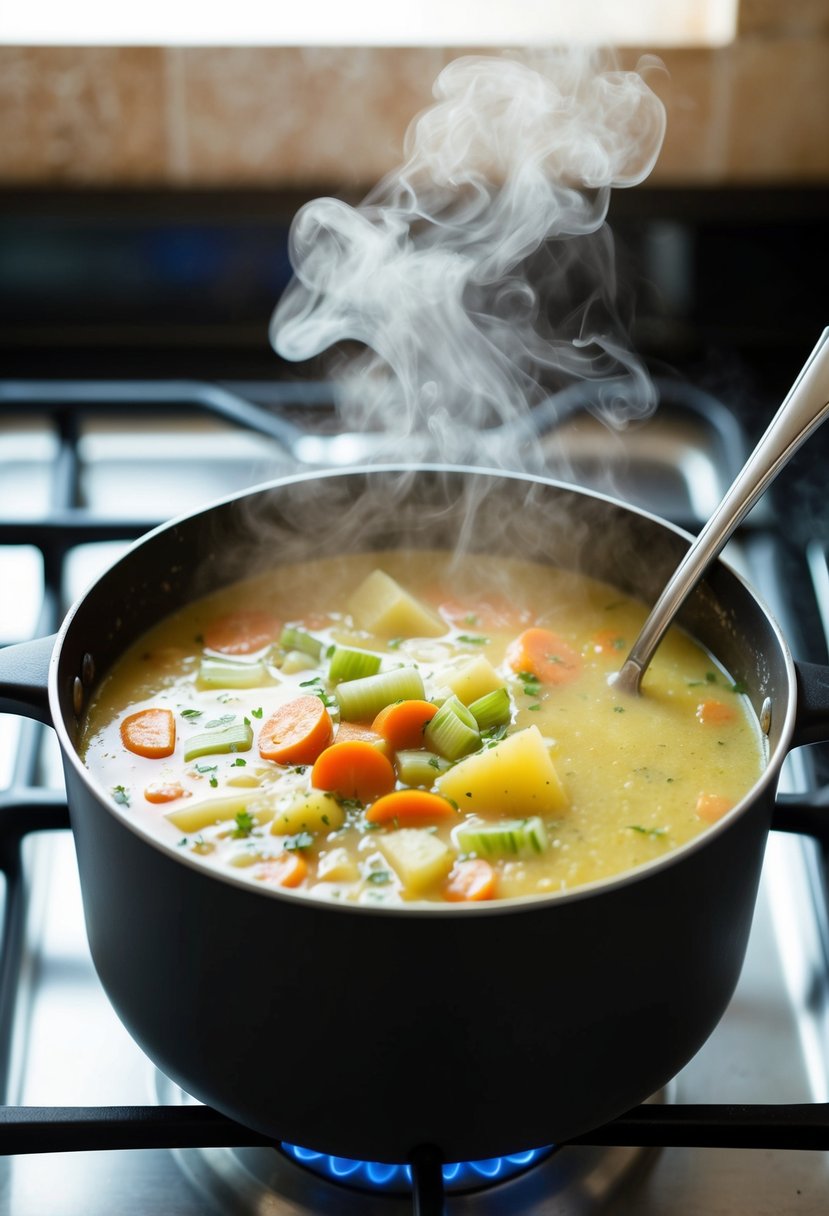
[0, 2, 827, 189]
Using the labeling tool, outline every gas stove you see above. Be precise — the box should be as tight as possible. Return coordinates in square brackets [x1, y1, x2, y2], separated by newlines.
[2, 365, 829, 1214]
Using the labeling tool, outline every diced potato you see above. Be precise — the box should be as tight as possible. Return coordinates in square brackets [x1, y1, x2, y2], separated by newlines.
[438, 655, 505, 706]
[347, 570, 447, 639]
[166, 795, 274, 833]
[317, 846, 361, 883]
[437, 725, 568, 816]
[377, 829, 454, 894]
[226, 774, 264, 788]
[269, 789, 345, 836]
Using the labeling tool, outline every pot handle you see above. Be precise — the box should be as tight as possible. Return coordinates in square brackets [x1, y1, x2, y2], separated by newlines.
[0, 635, 56, 725]
[792, 661, 829, 749]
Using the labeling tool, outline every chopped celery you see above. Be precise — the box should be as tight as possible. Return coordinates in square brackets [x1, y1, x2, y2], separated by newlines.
[455, 816, 548, 858]
[395, 749, 451, 787]
[335, 666, 424, 722]
[469, 687, 512, 731]
[183, 721, 254, 762]
[197, 656, 269, 689]
[279, 625, 323, 660]
[328, 646, 382, 684]
[424, 695, 480, 760]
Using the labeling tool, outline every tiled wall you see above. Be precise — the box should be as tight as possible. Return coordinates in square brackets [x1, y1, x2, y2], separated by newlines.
[1, 2, 827, 189]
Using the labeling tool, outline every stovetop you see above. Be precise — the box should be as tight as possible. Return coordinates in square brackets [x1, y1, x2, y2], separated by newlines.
[2, 370, 829, 1213]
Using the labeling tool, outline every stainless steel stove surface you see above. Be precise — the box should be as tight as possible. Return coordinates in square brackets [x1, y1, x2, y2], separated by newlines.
[2, 381, 829, 1215]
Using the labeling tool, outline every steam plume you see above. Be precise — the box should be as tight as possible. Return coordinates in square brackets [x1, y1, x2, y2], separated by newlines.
[270, 50, 666, 468]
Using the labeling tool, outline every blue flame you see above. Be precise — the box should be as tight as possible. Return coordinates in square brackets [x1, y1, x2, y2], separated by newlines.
[281, 1142, 552, 1192]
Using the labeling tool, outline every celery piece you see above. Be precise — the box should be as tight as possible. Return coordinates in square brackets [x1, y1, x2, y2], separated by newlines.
[280, 625, 323, 660]
[424, 695, 480, 761]
[456, 816, 548, 858]
[329, 646, 382, 684]
[469, 687, 512, 732]
[335, 666, 425, 722]
[395, 749, 451, 788]
[183, 721, 254, 762]
[197, 656, 268, 690]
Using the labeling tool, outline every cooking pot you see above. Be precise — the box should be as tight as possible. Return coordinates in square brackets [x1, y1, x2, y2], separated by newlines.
[1, 464, 827, 1165]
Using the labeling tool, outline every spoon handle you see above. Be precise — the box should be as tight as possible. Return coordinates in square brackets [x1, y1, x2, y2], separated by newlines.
[615, 327, 829, 695]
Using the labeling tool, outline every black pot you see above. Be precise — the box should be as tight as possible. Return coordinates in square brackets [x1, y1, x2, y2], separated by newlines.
[1, 465, 828, 1165]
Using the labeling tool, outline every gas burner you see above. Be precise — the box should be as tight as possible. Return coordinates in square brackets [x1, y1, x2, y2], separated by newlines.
[154, 1073, 668, 1215]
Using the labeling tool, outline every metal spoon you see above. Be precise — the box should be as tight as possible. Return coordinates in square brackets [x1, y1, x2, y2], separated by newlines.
[614, 327, 829, 695]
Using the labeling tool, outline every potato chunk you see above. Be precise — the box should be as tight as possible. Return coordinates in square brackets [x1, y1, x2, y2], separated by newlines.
[438, 655, 505, 706]
[166, 795, 273, 833]
[347, 570, 446, 639]
[269, 789, 345, 836]
[437, 725, 567, 816]
[377, 829, 454, 894]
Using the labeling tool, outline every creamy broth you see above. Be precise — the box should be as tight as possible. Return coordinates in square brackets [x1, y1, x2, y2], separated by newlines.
[80, 550, 766, 905]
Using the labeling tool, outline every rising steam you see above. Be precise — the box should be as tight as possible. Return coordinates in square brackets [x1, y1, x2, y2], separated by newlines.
[270, 50, 666, 469]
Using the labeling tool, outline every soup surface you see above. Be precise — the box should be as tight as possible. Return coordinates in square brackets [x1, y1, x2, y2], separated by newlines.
[80, 550, 766, 905]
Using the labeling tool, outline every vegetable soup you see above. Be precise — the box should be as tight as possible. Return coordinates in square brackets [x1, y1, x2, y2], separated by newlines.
[80, 550, 767, 905]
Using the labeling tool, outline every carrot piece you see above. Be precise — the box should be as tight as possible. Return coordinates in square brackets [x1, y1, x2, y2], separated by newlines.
[371, 699, 438, 751]
[437, 596, 530, 632]
[144, 781, 190, 804]
[695, 699, 737, 726]
[365, 788, 457, 826]
[120, 708, 176, 759]
[258, 695, 334, 765]
[203, 611, 281, 655]
[695, 793, 733, 823]
[506, 627, 581, 685]
[444, 858, 498, 902]
[335, 721, 391, 755]
[311, 741, 396, 802]
[255, 850, 308, 888]
[589, 628, 627, 656]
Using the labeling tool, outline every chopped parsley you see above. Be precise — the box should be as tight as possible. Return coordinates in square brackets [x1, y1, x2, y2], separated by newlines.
[231, 757, 247, 767]
[180, 708, 203, 720]
[205, 713, 236, 729]
[456, 634, 489, 646]
[251, 706, 264, 719]
[231, 810, 257, 838]
[111, 785, 130, 807]
[366, 870, 392, 886]
[628, 825, 668, 838]
[284, 831, 314, 851]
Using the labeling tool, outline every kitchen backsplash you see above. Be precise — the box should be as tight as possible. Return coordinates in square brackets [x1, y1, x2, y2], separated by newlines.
[0, 1, 827, 188]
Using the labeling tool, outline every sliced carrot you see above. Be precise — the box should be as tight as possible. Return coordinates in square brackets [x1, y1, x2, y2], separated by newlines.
[589, 628, 627, 656]
[695, 699, 737, 726]
[255, 850, 308, 888]
[311, 741, 396, 803]
[203, 611, 281, 655]
[258, 695, 334, 765]
[335, 721, 391, 755]
[437, 596, 531, 632]
[365, 788, 457, 826]
[371, 700, 438, 751]
[506, 627, 581, 685]
[444, 858, 498, 902]
[144, 780, 191, 804]
[120, 708, 176, 759]
[695, 793, 733, 823]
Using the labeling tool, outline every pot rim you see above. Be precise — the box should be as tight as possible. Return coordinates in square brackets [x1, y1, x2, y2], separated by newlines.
[49, 462, 799, 918]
